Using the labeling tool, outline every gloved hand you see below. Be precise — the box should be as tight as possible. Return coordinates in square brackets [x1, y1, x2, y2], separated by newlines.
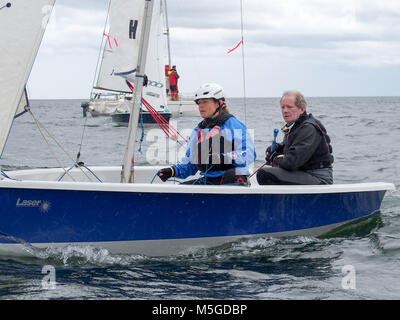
[157, 167, 174, 182]
[265, 144, 280, 165]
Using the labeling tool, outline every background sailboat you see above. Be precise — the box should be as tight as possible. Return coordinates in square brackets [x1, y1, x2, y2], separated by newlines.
[85, 0, 171, 126]
[84, 0, 197, 120]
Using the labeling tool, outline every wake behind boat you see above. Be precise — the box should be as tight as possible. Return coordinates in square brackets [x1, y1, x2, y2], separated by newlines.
[0, 1, 395, 258]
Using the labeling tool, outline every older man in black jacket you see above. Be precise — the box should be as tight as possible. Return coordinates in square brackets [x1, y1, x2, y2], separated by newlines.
[257, 91, 334, 185]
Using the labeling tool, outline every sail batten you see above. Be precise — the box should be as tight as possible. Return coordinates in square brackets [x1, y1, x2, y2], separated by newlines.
[0, 0, 55, 157]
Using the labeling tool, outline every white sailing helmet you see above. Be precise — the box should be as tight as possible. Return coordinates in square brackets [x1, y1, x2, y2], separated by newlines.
[194, 83, 225, 104]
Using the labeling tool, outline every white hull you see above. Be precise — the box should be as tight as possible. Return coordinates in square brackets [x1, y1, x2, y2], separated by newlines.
[2, 165, 394, 192]
[0, 166, 395, 258]
[167, 99, 198, 117]
[0, 218, 366, 258]
[88, 96, 130, 117]
[89, 98, 197, 118]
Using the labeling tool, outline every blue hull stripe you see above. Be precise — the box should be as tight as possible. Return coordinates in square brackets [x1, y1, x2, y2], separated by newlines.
[112, 112, 171, 124]
[0, 187, 386, 244]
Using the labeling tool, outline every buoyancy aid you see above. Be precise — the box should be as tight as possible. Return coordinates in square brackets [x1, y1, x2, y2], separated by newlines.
[168, 69, 179, 86]
[193, 113, 236, 172]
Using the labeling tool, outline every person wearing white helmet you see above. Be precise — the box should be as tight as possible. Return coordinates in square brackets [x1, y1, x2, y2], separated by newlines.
[192, 83, 228, 120]
[157, 83, 256, 185]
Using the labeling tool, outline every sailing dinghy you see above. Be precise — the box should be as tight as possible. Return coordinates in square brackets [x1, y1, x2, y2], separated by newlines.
[0, 0, 395, 257]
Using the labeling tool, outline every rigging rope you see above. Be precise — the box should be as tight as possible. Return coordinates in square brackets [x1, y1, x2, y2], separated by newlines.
[142, 98, 188, 146]
[25, 106, 94, 182]
[76, 111, 89, 164]
[91, 1, 112, 94]
[25, 106, 76, 181]
[137, 105, 145, 153]
[239, 0, 247, 126]
[126, 81, 188, 146]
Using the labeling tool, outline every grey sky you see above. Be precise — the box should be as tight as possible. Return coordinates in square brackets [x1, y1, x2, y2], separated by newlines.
[28, 0, 400, 99]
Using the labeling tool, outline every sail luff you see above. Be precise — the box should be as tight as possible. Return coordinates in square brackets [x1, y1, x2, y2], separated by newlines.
[121, 0, 155, 183]
[0, 0, 55, 157]
[90, 0, 112, 96]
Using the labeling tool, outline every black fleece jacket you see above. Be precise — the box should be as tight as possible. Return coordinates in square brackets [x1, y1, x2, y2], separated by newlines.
[273, 113, 333, 171]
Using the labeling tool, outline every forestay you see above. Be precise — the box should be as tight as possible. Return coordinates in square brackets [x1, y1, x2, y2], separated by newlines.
[0, 0, 54, 157]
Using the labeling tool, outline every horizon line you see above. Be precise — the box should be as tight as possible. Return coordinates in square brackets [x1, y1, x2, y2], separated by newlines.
[29, 95, 400, 100]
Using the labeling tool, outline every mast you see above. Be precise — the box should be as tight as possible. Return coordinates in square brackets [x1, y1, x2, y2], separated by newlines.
[121, 0, 155, 183]
[163, 0, 172, 67]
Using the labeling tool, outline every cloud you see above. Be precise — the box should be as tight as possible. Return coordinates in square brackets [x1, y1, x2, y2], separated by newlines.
[29, 0, 400, 98]
[168, 0, 400, 66]
[42, 0, 400, 64]
[39, 1, 109, 55]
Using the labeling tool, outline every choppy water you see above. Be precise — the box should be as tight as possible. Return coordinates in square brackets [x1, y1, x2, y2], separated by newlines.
[0, 97, 399, 300]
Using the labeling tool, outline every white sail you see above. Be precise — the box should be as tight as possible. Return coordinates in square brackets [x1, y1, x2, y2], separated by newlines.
[0, 0, 55, 156]
[95, 0, 167, 112]
[142, 0, 168, 112]
[95, 0, 146, 93]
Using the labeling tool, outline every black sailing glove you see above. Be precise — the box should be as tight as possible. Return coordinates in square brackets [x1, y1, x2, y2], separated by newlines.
[157, 167, 174, 182]
[265, 144, 281, 165]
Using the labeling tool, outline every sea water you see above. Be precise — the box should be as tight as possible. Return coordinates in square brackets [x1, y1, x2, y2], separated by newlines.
[0, 97, 399, 300]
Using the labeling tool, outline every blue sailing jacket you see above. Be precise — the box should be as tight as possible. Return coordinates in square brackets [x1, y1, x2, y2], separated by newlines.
[173, 116, 256, 179]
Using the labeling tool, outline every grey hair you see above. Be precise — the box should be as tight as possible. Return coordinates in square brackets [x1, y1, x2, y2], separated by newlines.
[281, 90, 307, 109]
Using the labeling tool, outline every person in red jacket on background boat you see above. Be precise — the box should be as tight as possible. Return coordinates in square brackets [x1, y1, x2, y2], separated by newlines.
[168, 65, 180, 100]
[165, 65, 170, 96]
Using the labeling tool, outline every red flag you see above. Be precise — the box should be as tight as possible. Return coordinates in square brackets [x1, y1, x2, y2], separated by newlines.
[227, 39, 243, 54]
